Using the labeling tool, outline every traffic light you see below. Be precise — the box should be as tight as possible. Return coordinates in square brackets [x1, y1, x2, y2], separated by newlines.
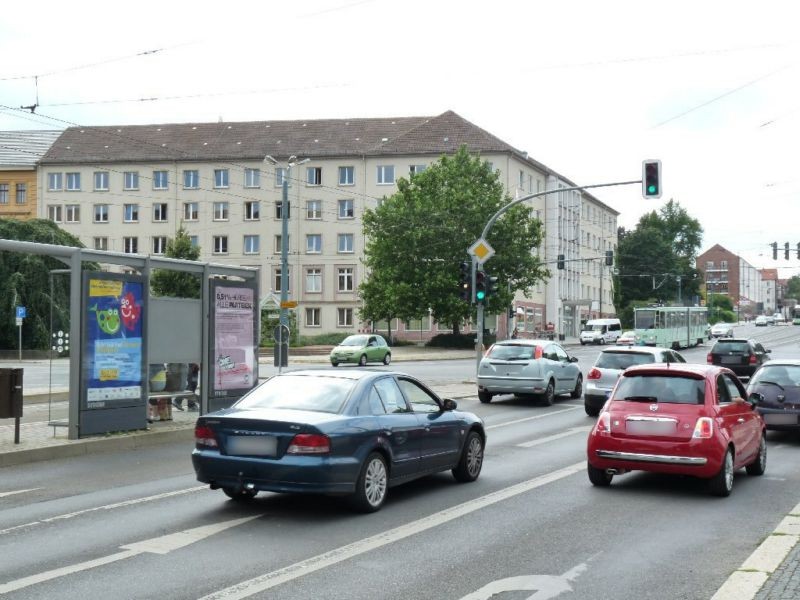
[485, 273, 500, 300]
[475, 271, 486, 303]
[772, 242, 778, 260]
[642, 160, 662, 198]
[557, 254, 565, 270]
[797, 243, 800, 260]
[785, 242, 790, 260]
[605, 250, 613, 266]
[458, 261, 471, 302]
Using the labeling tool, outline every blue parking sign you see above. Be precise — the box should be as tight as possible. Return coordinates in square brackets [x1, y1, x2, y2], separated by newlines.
[16, 306, 26, 319]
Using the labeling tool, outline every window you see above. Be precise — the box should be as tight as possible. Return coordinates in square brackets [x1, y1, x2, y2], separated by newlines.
[152, 236, 167, 254]
[0, 184, 7, 204]
[306, 200, 321, 219]
[338, 267, 354, 292]
[409, 164, 426, 175]
[519, 170, 525, 188]
[123, 237, 138, 254]
[189, 235, 199, 247]
[306, 268, 322, 292]
[66, 172, 81, 191]
[337, 307, 353, 327]
[214, 169, 229, 188]
[275, 167, 288, 187]
[65, 205, 80, 223]
[306, 234, 322, 254]
[94, 171, 109, 191]
[183, 170, 199, 189]
[721, 260, 728, 270]
[153, 203, 168, 222]
[377, 165, 395, 185]
[306, 166, 322, 186]
[15, 183, 26, 204]
[153, 170, 168, 190]
[47, 205, 63, 222]
[48, 172, 63, 191]
[706, 261, 714, 270]
[275, 201, 290, 219]
[94, 237, 108, 251]
[306, 308, 320, 327]
[213, 235, 228, 254]
[244, 168, 260, 188]
[338, 199, 354, 219]
[274, 235, 288, 254]
[244, 201, 260, 220]
[123, 171, 139, 190]
[338, 233, 354, 253]
[243, 235, 260, 254]
[338, 166, 354, 186]
[274, 268, 290, 293]
[123, 204, 139, 222]
[398, 378, 440, 413]
[372, 378, 408, 413]
[94, 204, 109, 223]
[213, 202, 229, 220]
[183, 202, 199, 221]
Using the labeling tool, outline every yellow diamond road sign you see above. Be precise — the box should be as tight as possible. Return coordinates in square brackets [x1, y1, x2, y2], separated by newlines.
[468, 239, 495, 265]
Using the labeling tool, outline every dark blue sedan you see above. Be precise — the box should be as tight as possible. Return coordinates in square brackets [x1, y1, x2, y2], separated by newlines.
[192, 369, 486, 512]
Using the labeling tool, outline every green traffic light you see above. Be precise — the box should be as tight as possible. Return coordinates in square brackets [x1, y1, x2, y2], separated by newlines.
[476, 291, 485, 301]
[647, 184, 657, 194]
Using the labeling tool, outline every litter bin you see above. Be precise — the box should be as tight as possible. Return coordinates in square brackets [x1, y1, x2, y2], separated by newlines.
[0, 368, 23, 419]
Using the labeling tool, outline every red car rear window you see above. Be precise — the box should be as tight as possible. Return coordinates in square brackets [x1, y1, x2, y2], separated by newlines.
[614, 374, 705, 404]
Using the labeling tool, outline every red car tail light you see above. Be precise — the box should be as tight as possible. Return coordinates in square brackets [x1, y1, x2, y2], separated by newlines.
[195, 424, 218, 448]
[706, 353, 712, 364]
[287, 433, 331, 454]
[588, 367, 602, 380]
[692, 417, 713, 439]
[594, 412, 611, 435]
[749, 354, 757, 364]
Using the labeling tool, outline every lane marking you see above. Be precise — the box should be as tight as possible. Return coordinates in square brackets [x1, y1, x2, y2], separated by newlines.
[0, 486, 206, 536]
[0, 516, 258, 595]
[486, 406, 580, 430]
[0, 488, 42, 498]
[460, 562, 588, 600]
[516, 426, 592, 448]
[199, 461, 586, 600]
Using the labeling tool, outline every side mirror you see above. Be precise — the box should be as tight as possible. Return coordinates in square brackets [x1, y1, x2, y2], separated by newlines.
[569, 356, 579, 363]
[748, 392, 764, 407]
[766, 349, 772, 354]
[442, 398, 458, 411]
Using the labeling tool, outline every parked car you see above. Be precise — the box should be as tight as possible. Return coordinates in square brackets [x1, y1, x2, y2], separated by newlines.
[584, 346, 686, 416]
[192, 369, 485, 512]
[330, 334, 391, 367]
[707, 338, 771, 379]
[755, 315, 768, 327]
[586, 363, 766, 497]
[477, 339, 581, 405]
[747, 360, 800, 431]
[710, 322, 734, 338]
[616, 330, 637, 346]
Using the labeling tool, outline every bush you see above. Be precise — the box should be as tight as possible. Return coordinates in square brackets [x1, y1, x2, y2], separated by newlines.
[426, 333, 477, 349]
[295, 333, 351, 346]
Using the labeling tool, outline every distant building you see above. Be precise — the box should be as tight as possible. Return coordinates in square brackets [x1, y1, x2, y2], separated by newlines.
[0, 130, 61, 220]
[697, 244, 763, 315]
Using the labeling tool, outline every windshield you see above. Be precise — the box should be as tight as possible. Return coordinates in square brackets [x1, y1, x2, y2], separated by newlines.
[339, 335, 368, 347]
[596, 352, 655, 370]
[487, 344, 536, 360]
[750, 365, 800, 387]
[614, 374, 705, 404]
[235, 375, 354, 413]
[635, 310, 656, 329]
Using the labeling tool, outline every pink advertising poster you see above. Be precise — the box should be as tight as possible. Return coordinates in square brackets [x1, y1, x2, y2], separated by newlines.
[213, 286, 256, 391]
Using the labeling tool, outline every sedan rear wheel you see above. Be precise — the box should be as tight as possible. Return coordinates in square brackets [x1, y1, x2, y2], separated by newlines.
[222, 487, 257, 501]
[746, 434, 767, 476]
[541, 380, 555, 406]
[570, 375, 583, 399]
[350, 453, 388, 512]
[584, 404, 600, 417]
[478, 390, 492, 404]
[452, 431, 484, 482]
[710, 448, 734, 497]
[587, 462, 613, 486]
[358, 354, 368, 367]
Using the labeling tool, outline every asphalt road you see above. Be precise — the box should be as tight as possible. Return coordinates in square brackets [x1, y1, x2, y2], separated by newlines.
[2, 323, 800, 599]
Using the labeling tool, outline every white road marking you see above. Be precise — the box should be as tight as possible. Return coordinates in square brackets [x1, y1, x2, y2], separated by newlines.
[487, 406, 580, 430]
[0, 488, 42, 498]
[199, 461, 586, 600]
[459, 562, 588, 600]
[0, 486, 206, 536]
[0, 516, 258, 594]
[516, 426, 592, 448]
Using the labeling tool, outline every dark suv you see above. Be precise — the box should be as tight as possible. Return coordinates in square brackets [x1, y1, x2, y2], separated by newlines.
[707, 338, 770, 378]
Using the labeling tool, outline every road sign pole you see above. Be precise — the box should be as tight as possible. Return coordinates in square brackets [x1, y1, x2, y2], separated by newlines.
[18, 321, 22, 361]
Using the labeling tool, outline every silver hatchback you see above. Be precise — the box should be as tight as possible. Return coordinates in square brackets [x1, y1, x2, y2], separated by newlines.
[583, 346, 686, 416]
[477, 339, 581, 405]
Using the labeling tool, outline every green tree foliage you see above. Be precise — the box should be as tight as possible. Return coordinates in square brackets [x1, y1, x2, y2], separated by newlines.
[616, 200, 703, 309]
[0, 219, 87, 350]
[360, 146, 548, 333]
[786, 276, 800, 300]
[150, 227, 201, 298]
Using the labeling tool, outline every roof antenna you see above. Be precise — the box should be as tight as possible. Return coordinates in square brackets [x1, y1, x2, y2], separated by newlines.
[20, 75, 39, 113]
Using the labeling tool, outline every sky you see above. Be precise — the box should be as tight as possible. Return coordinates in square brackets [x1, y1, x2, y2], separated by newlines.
[1, 0, 798, 276]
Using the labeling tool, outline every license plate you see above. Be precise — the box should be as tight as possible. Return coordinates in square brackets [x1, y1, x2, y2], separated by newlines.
[227, 435, 278, 456]
[721, 356, 742, 365]
[626, 420, 677, 435]
[764, 413, 798, 426]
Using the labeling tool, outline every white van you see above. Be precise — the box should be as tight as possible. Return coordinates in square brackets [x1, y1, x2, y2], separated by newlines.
[580, 318, 622, 345]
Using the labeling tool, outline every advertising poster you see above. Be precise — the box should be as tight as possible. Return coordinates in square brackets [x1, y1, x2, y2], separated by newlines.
[83, 275, 145, 408]
[213, 284, 257, 395]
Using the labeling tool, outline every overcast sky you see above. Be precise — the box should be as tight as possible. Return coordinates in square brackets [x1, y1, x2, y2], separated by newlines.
[1, 0, 798, 276]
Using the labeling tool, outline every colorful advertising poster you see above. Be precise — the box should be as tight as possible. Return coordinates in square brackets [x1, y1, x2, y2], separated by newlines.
[83, 275, 145, 408]
[213, 284, 257, 394]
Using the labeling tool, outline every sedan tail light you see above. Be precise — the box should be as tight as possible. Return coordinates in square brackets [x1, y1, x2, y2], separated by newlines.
[749, 354, 757, 364]
[692, 417, 713, 439]
[195, 424, 218, 448]
[588, 367, 602, 380]
[706, 353, 712, 364]
[594, 412, 611, 435]
[287, 433, 331, 454]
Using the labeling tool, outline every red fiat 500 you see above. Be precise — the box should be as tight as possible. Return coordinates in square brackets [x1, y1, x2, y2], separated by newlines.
[586, 364, 766, 497]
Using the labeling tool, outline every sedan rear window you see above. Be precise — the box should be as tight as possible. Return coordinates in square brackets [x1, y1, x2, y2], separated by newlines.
[596, 352, 655, 370]
[614, 374, 705, 404]
[713, 342, 750, 353]
[750, 365, 800, 388]
[235, 375, 355, 413]
[486, 344, 536, 360]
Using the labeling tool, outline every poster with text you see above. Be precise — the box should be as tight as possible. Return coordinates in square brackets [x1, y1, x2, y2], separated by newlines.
[213, 285, 256, 393]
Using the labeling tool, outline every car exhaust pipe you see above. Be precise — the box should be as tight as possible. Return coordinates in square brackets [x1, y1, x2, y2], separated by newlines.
[606, 468, 626, 475]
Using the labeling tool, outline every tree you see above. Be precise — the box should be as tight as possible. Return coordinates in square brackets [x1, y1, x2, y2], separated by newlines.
[0, 219, 89, 350]
[360, 146, 548, 334]
[786, 276, 800, 300]
[150, 227, 201, 298]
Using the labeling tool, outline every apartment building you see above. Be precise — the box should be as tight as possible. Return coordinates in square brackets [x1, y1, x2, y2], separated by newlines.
[37, 111, 618, 339]
[0, 130, 61, 220]
[697, 244, 764, 316]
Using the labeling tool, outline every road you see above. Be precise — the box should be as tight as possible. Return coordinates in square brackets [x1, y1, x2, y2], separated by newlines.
[1, 323, 799, 599]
